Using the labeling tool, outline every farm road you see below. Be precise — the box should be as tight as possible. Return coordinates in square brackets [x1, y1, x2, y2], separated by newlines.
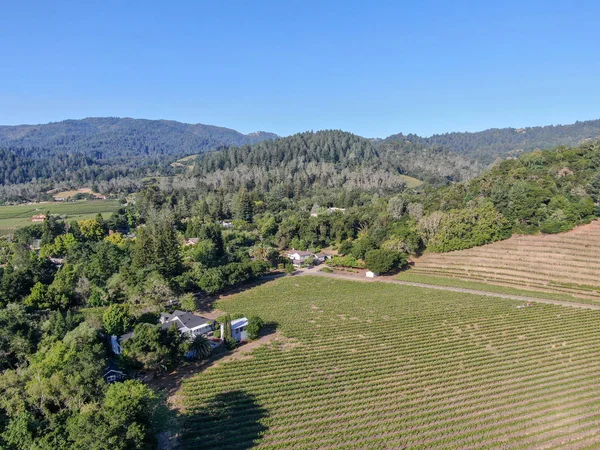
[297, 267, 600, 311]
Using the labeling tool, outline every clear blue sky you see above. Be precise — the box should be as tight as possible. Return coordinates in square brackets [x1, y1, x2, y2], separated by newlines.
[1, 1, 599, 137]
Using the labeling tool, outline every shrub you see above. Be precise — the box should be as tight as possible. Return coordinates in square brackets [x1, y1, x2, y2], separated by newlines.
[320, 267, 333, 273]
[247, 316, 264, 340]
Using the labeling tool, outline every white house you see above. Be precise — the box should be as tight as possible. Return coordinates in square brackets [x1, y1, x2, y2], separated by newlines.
[220, 317, 249, 342]
[287, 250, 315, 267]
[111, 311, 214, 355]
[159, 310, 214, 337]
[366, 270, 377, 278]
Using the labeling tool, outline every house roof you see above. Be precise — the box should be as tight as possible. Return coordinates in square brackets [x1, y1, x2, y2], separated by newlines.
[160, 311, 212, 330]
[103, 360, 125, 377]
[289, 250, 313, 257]
[231, 317, 248, 329]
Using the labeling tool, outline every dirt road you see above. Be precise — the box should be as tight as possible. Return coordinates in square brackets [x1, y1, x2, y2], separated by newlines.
[297, 267, 600, 311]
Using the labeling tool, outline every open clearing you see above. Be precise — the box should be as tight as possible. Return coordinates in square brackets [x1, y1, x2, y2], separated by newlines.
[411, 220, 600, 300]
[0, 200, 121, 236]
[181, 276, 600, 449]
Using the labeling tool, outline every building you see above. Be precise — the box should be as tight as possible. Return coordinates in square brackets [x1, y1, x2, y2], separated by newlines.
[315, 252, 333, 263]
[366, 270, 377, 278]
[221, 221, 233, 228]
[31, 214, 47, 223]
[159, 310, 215, 337]
[111, 331, 134, 355]
[184, 237, 200, 246]
[287, 250, 315, 267]
[328, 207, 346, 213]
[220, 317, 249, 342]
[103, 360, 127, 383]
[111, 311, 215, 355]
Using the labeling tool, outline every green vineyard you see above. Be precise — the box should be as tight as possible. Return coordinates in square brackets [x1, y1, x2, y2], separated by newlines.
[411, 220, 600, 300]
[181, 277, 600, 449]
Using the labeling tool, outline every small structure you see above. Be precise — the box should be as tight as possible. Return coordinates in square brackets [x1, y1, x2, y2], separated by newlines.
[220, 317, 249, 342]
[366, 270, 377, 278]
[49, 257, 65, 267]
[315, 252, 332, 264]
[287, 250, 315, 267]
[221, 221, 233, 229]
[111, 331, 134, 355]
[328, 207, 346, 214]
[160, 310, 214, 337]
[31, 214, 47, 223]
[103, 360, 127, 383]
[184, 237, 199, 246]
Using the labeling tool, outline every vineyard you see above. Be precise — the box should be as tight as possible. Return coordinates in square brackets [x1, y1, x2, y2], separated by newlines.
[411, 220, 600, 300]
[181, 276, 600, 449]
[0, 200, 121, 236]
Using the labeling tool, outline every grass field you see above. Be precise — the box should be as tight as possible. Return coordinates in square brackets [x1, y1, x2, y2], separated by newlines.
[398, 174, 424, 188]
[411, 220, 600, 299]
[0, 200, 121, 236]
[181, 276, 600, 449]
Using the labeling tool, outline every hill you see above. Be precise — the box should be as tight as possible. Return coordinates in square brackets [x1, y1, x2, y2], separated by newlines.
[192, 130, 482, 194]
[0, 117, 278, 158]
[385, 118, 600, 163]
[408, 219, 600, 300]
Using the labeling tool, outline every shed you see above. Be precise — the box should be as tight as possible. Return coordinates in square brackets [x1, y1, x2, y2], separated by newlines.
[366, 271, 377, 278]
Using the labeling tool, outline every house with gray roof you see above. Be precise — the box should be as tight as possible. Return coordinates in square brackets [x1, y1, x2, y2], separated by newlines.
[160, 310, 214, 337]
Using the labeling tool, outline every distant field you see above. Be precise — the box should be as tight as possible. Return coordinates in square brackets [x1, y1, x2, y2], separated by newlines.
[0, 200, 121, 236]
[399, 174, 423, 188]
[411, 220, 600, 300]
[181, 276, 600, 449]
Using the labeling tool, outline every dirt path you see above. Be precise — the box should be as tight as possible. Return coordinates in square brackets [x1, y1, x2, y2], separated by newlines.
[297, 268, 600, 311]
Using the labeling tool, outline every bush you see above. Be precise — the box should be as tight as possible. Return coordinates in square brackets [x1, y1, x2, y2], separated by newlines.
[328, 255, 365, 269]
[364, 249, 405, 274]
[320, 267, 333, 273]
[247, 316, 264, 340]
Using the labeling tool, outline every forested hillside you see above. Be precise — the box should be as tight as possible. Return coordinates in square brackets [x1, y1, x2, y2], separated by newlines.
[0, 118, 278, 195]
[385, 118, 600, 163]
[0, 117, 278, 157]
[193, 130, 482, 194]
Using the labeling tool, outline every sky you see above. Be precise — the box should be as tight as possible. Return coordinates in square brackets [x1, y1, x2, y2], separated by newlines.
[1, 0, 599, 138]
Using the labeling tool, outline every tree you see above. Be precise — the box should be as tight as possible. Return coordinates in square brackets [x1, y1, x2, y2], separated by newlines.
[246, 316, 264, 340]
[364, 249, 403, 274]
[387, 196, 405, 219]
[102, 304, 133, 336]
[186, 335, 212, 360]
[77, 219, 105, 241]
[66, 380, 158, 450]
[179, 293, 197, 312]
[236, 188, 254, 223]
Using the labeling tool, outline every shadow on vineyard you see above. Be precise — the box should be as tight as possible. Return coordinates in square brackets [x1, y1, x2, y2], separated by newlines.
[183, 390, 268, 449]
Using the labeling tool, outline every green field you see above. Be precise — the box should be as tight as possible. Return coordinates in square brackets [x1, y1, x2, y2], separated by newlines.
[0, 200, 121, 236]
[182, 276, 600, 449]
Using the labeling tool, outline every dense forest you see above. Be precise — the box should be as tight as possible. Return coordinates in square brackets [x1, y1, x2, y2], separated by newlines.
[385, 118, 600, 163]
[0, 117, 278, 158]
[1, 117, 599, 205]
[192, 130, 483, 193]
